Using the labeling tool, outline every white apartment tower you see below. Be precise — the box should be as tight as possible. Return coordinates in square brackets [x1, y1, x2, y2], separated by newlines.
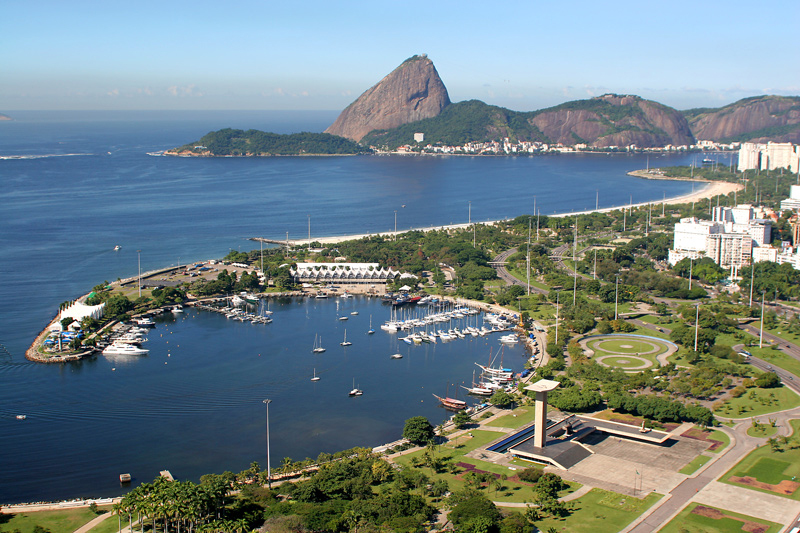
[738, 142, 800, 173]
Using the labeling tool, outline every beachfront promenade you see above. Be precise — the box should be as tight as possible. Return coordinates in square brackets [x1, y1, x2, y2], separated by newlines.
[253, 174, 742, 248]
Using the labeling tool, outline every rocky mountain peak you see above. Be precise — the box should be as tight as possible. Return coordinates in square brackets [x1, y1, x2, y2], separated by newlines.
[324, 55, 451, 142]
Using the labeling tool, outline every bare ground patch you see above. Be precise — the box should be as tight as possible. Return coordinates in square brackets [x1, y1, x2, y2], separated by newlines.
[691, 505, 770, 533]
[729, 476, 800, 495]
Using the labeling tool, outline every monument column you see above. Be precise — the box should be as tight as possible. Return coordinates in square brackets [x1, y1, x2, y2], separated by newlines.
[524, 379, 561, 448]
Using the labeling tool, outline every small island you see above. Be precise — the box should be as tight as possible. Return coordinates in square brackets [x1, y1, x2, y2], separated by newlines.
[165, 128, 371, 156]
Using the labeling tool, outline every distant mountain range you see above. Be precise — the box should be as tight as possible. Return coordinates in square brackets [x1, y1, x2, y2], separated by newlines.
[329, 56, 800, 149]
[170, 57, 800, 156]
[684, 95, 800, 144]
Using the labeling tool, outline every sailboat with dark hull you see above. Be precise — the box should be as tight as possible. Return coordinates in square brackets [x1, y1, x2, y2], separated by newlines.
[433, 383, 466, 410]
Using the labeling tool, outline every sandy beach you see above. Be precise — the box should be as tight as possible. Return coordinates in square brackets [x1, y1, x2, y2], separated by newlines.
[273, 171, 744, 246]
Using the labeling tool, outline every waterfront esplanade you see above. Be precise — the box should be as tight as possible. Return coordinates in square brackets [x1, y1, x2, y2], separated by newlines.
[525, 379, 561, 448]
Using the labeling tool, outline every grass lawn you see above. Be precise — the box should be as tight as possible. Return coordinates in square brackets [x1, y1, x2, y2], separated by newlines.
[638, 315, 678, 328]
[659, 502, 782, 533]
[714, 385, 800, 418]
[392, 429, 580, 504]
[722, 438, 800, 500]
[490, 407, 536, 428]
[88, 514, 132, 533]
[763, 325, 800, 347]
[747, 345, 800, 378]
[747, 424, 778, 438]
[524, 488, 662, 533]
[0, 507, 113, 533]
[707, 430, 730, 454]
[679, 454, 711, 475]
[791, 419, 800, 437]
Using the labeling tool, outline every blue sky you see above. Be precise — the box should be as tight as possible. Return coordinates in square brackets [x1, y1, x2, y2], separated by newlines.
[3, 0, 798, 112]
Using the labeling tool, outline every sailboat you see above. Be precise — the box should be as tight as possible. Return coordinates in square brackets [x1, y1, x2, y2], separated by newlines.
[433, 383, 466, 410]
[312, 334, 326, 353]
[349, 378, 363, 396]
[340, 329, 352, 347]
[462, 370, 492, 396]
[367, 315, 375, 335]
[311, 368, 320, 381]
[337, 300, 348, 320]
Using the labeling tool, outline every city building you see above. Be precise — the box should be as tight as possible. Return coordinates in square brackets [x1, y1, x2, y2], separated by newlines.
[668, 205, 772, 274]
[781, 185, 800, 212]
[290, 262, 398, 293]
[738, 142, 800, 173]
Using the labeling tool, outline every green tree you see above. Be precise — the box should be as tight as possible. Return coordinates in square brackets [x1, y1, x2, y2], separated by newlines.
[402, 416, 435, 445]
[490, 390, 514, 409]
[449, 491, 502, 533]
[454, 410, 472, 429]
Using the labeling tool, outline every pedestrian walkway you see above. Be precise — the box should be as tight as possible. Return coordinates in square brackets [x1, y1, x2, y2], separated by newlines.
[74, 512, 113, 533]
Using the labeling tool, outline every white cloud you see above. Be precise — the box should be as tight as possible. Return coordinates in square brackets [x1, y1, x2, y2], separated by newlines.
[167, 84, 202, 97]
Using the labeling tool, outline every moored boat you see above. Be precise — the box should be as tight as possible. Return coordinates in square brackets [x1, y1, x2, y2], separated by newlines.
[103, 342, 149, 356]
[433, 393, 466, 410]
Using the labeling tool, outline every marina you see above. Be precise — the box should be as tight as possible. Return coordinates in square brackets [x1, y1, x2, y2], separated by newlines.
[0, 111, 706, 504]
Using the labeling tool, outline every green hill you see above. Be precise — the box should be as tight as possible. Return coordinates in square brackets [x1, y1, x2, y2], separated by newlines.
[361, 94, 695, 150]
[168, 129, 370, 156]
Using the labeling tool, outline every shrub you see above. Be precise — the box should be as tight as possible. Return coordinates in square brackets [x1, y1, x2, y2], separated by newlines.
[518, 467, 543, 483]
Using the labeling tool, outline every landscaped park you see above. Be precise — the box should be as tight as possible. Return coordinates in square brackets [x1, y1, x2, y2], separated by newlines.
[581, 334, 676, 371]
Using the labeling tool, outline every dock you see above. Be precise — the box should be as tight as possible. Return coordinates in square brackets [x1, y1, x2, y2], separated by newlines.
[159, 470, 174, 481]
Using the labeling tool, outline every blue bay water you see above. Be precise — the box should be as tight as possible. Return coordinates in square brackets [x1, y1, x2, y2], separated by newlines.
[0, 111, 724, 503]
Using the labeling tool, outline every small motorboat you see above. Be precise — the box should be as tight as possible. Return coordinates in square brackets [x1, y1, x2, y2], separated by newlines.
[15, 415, 26, 420]
[390, 353, 403, 359]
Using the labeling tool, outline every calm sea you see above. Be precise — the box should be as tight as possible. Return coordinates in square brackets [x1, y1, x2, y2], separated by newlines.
[0, 111, 718, 503]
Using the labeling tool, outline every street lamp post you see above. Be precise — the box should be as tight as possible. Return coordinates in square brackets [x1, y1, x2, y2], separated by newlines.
[394, 210, 397, 241]
[555, 291, 560, 355]
[137, 250, 142, 298]
[468, 201, 471, 224]
[689, 257, 693, 290]
[694, 304, 700, 352]
[760, 291, 766, 348]
[614, 275, 620, 321]
[263, 399, 272, 487]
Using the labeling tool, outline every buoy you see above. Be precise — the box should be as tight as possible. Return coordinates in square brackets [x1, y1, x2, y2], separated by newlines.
[165, 362, 168, 365]
[112, 368, 116, 371]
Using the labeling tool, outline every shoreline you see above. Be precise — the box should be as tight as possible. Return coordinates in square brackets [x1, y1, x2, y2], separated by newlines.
[279, 171, 743, 246]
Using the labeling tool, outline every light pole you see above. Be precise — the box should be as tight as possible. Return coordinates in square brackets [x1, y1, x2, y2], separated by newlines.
[137, 250, 142, 298]
[688, 257, 693, 290]
[468, 201, 471, 224]
[694, 303, 700, 352]
[759, 291, 765, 348]
[394, 210, 397, 241]
[614, 274, 620, 321]
[308, 215, 311, 241]
[555, 291, 560, 354]
[749, 264, 755, 307]
[263, 399, 272, 487]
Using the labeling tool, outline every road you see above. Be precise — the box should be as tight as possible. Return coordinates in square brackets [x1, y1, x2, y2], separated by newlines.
[491, 248, 547, 295]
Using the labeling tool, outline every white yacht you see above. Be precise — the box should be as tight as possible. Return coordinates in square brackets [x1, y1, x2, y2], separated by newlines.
[103, 342, 149, 356]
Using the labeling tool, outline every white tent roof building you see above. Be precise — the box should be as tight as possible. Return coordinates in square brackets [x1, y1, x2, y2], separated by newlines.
[58, 301, 105, 328]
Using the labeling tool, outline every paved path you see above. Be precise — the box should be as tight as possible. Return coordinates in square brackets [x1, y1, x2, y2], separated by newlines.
[493, 484, 593, 508]
[625, 405, 800, 532]
[74, 512, 113, 533]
